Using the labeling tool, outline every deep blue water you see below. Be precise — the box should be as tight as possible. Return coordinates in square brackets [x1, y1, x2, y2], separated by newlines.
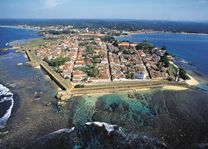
[117, 33, 208, 76]
[0, 27, 40, 48]
[0, 27, 40, 128]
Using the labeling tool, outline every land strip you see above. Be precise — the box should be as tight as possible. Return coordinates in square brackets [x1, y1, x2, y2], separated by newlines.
[71, 81, 190, 96]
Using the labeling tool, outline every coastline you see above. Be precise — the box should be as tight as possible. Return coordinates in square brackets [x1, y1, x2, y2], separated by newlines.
[0, 26, 59, 133]
[16, 32, 203, 98]
[0, 25, 40, 31]
[2, 25, 208, 38]
[125, 31, 208, 37]
[117, 32, 208, 91]
[0, 49, 68, 149]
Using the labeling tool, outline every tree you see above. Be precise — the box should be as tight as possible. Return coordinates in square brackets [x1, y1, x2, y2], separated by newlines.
[74, 84, 85, 88]
[179, 68, 190, 80]
[159, 56, 170, 67]
[135, 41, 154, 51]
[86, 46, 94, 54]
[81, 65, 99, 77]
[126, 72, 134, 79]
[100, 36, 115, 42]
[46, 56, 69, 67]
[81, 77, 88, 82]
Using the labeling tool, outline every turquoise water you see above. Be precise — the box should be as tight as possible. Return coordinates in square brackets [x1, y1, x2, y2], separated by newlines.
[117, 33, 208, 76]
[69, 90, 208, 148]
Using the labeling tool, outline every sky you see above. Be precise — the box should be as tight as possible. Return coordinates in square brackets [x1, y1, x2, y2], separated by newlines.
[0, 0, 208, 21]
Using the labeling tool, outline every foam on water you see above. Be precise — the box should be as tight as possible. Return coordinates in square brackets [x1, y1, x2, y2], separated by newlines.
[85, 122, 117, 134]
[0, 84, 14, 128]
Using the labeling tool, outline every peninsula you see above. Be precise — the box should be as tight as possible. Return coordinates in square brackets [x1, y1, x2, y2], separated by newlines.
[14, 25, 193, 101]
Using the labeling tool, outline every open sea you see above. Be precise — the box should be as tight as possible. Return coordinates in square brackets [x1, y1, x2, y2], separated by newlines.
[0, 27, 40, 128]
[117, 33, 208, 77]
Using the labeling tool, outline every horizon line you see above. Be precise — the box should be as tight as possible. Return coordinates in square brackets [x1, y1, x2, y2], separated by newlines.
[0, 18, 208, 23]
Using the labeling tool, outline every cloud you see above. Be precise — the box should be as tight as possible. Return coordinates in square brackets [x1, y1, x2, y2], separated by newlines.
[42, 0, 65, 8]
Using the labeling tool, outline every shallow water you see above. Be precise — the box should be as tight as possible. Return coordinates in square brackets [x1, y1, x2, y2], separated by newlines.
[0, 27, 55, 127]
[0, 27, 69, 149]
[68, 89, 208, 148]
[0, 27, 41, 128]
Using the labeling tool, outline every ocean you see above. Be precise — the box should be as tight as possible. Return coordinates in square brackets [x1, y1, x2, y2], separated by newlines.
[0, 27, 40, 128]
[117, 33, 208, 77]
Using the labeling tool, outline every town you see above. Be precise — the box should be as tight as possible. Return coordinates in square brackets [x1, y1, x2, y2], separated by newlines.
[28, 26, 189, 85]
[15, 25, 191, 99]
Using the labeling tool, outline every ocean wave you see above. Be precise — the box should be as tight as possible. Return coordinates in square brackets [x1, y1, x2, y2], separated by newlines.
[0, 84, 14, 129]
[25, 122, 167, 149]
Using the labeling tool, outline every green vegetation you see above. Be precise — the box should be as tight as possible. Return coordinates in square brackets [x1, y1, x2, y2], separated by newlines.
[122, 48, 135, 55]
[92, 55, 101, 64]
[167, 64, 178, 81]
[159, 56, 170, 67]
[86, 65, 99, 77]
[112, 40, 119, 47]
[22, 38, 46, 49]
[179, 68, 190, 80]
[86, 46, 94, 54]
[74, 84, 85, 88]
[43, 36, 62, 41]
[79, 43, 87, 47]
[46, 56, 69, 67]
[80, 65, 99, 77]
[42, 30, 76, 35]
[136, 41, 155, 52]
[81, 76, 88, 82]
[100, 36, 115, 42]
[126, 72, 134, 79]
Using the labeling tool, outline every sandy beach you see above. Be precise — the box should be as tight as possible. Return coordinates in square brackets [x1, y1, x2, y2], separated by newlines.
[186, 74, 200, 86]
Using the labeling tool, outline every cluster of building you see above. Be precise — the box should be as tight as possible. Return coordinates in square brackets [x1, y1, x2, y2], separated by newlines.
[107, 41, 172, 81]
[36, 36, 79, 79]
[138, 48, 168, 79]
[18, 24, 158, 37]
[18, 25, 74, 32]
[35, 34, 172, 84]
[72, 37, 111, 83]
[108, 43, 148, 81]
